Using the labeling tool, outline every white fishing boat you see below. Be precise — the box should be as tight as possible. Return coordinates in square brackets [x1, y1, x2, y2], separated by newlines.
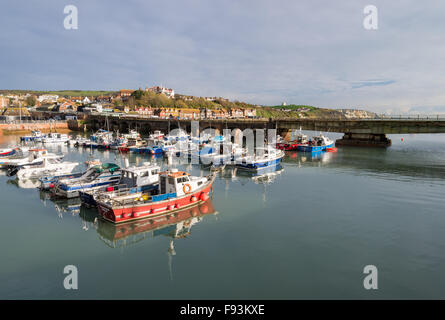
[1, 148, 62, 169]
[79, 162, 161, 207]
[41, 133, 70, 144]
[199, 142, 244, 165]
[15, 158, 79, 180]
[235, 145, 284, 171]
[121, 129, 140, 140]
[20, 130, 45, 142]
[149, 130, 164, 140]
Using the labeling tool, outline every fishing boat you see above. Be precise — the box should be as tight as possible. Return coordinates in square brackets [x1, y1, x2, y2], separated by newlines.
[121, 129, 140, 140]
[79, 162, 160, 207]
[148, 130, 164, 140]
[235, 145, 284, 171]
[96, 169, 215, 224]
[15, 158, 79, 180]
[164, 130, 190, 142]
[90, 129, 112, 142]
[0, 148, 63, 169]
[285, 133, 309, 151]
[53, 163, 121, 198]
[41, 133, 70, 144]
[118, 137, 147, 153]
[199, 142, 244, 165]
[0, 148, 15, 157]
[20, 130, 45, 142]
[39, 159, 102, 190]
[297, 133, 334, 152]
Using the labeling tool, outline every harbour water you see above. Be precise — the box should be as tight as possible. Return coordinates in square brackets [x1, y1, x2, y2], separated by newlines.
[1, 132, 445, 299]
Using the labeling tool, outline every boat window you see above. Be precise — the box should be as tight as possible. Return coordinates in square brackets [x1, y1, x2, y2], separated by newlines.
[198, 181, 203, 186]
[177, 176, 189, 183]
[168, 177, 175, 185]
[140, 171, 149, 177]
[151, 169, 158, 175]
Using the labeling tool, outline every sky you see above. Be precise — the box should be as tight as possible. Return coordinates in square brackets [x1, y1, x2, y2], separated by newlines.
[1, 0, 445, 114]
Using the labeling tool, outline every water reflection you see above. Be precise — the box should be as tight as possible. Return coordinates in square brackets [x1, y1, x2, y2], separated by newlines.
[95, 199, 217, 249]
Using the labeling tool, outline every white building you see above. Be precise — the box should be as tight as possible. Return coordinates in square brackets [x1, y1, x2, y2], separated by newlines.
[147, 86, 175, 98]
[37, 95, 59, 103]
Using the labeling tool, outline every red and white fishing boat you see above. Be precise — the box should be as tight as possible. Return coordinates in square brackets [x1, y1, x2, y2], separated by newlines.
[96, 169, 215, 224]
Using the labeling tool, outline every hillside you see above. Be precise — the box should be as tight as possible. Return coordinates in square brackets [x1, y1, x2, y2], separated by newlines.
[256, 104, 377, 119]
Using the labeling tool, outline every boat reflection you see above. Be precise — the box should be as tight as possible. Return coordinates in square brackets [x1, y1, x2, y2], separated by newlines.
[39, 190, 81, 216]
[7, 178, 41, 189]
[95, 199, 217, 249]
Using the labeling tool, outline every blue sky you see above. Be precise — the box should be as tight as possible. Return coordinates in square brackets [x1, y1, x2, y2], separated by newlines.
[1, 0, 445, 114]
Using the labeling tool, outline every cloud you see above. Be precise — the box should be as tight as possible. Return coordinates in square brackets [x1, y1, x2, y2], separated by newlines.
[351, 79, 396, 89]
[0, 0, 445, 113]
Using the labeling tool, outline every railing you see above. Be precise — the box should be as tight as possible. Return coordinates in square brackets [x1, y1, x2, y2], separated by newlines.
[0, 119, 68, 124]
[361, 115, 445, 121]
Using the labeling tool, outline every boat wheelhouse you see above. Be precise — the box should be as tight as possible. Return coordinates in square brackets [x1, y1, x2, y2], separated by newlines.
[41, 133, 69, 144]
[79, 163, 160, 207]
[53, 163, 121, 198]
[96, 169, 215, 224]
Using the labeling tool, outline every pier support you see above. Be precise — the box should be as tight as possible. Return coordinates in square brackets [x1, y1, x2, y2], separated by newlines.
[336, 133, 392, 147]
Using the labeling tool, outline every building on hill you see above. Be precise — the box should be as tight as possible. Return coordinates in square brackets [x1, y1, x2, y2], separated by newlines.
[119, 89, 135, 98]
[147, 86, 175, 98]
[243, 108, 257, 118]
[0, 95, 8, 109]
[178, 108, 200, 119]
[136, 107, 154, 116]
[58, 101, 77, 112]
[229, 108, 244, 118]
[37, 94, 59, 103]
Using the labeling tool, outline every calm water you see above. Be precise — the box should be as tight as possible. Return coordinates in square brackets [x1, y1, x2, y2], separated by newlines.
[1, 132, 445, 299]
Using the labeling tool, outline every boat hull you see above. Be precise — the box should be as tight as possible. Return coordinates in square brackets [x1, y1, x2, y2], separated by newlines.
[97, 182, 213, 224]
[235, 157, 282, 170]
[298, 142, 334, 152]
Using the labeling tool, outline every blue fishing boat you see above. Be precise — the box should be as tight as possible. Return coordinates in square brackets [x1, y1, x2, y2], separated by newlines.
[53, 163, 121, 198]
[297, 134, 334, 152]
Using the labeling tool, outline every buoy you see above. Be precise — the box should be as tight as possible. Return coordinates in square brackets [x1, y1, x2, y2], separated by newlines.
[191, 196, 197, 203]
[183, 183, 192, 194]
[168, 205, 174, 210]
[401, 138, 404, 141]
[326, 147, 338, 153]
[106, 186, 114, 192]
[132, 212, 139, 218]
[49, 183, 55, 188]
[200, 192, 209, 202]
[175, 203, 181, 209]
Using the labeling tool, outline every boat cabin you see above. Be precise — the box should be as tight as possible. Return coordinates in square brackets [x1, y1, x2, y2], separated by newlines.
[120, 163, 160, 189]
[159, 169, 207, 197]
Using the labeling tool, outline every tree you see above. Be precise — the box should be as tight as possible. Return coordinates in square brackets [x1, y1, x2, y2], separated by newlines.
[26, 96, 37, 107]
